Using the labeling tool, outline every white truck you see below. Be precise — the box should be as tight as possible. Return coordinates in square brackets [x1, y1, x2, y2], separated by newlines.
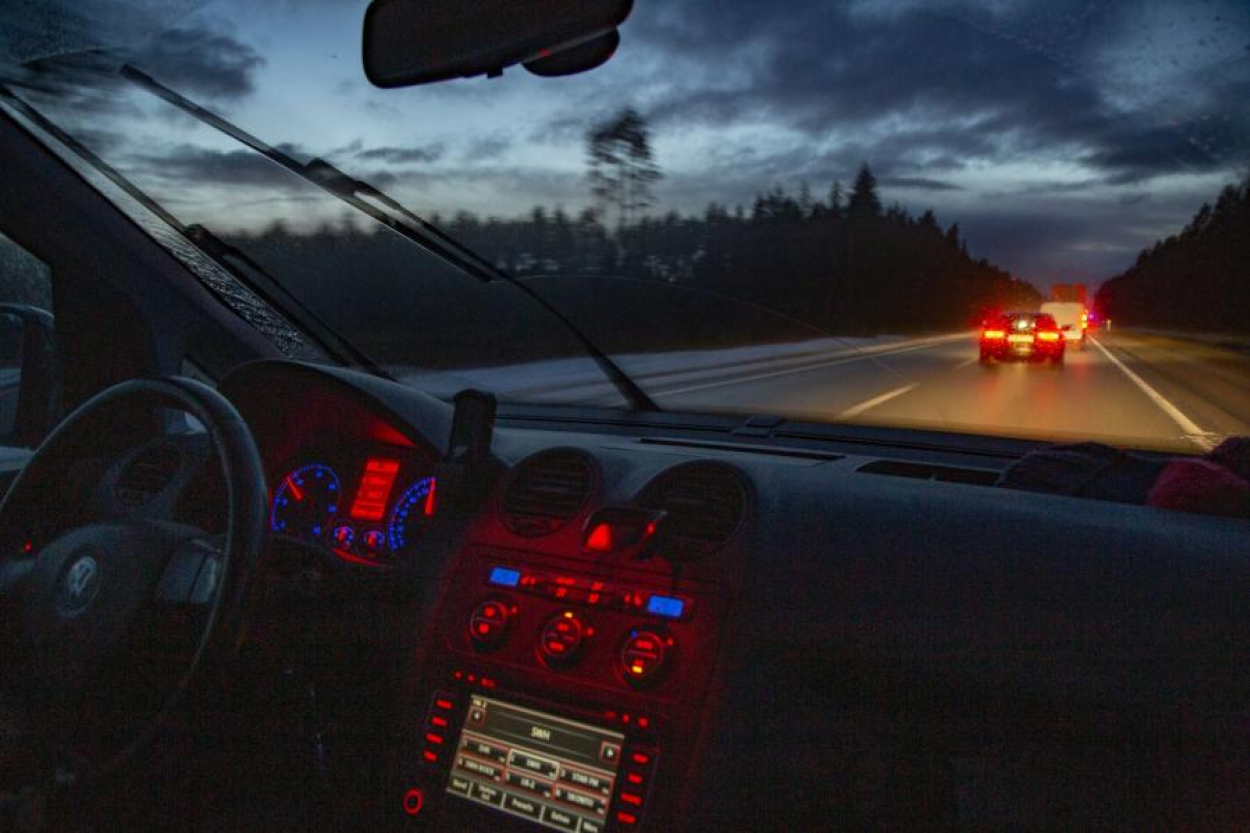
[1039, 301, 1088, 349]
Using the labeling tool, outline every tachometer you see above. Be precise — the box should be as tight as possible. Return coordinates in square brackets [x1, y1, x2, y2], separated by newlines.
[270, 463, 341, 539]
[387, 477, 437, 553]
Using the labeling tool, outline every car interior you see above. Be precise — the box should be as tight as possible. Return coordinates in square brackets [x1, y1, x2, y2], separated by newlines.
[0, 1, 1246, 831]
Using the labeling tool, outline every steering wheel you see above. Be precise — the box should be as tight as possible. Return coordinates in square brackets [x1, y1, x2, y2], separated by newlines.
[0, 377, 265, 817]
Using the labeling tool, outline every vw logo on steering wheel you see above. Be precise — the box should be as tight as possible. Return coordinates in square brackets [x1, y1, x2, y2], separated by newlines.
[59, 552, 102, 613]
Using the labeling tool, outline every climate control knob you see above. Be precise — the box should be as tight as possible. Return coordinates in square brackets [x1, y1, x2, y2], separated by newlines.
[468, 600, 510, 649]
[539, 611, 588, 665]
[620, 629, 670, 686]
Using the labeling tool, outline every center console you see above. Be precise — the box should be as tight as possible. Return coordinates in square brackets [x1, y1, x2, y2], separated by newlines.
[394, 532, 735, 831]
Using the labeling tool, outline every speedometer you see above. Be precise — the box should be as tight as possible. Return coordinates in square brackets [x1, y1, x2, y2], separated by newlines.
[270, 463, 340, 539]
[387, 476, 437, 553]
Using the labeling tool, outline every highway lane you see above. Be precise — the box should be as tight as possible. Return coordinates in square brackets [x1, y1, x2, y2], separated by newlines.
[650, 330, 1250, 453]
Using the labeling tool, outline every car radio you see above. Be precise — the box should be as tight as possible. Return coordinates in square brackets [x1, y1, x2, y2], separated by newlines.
[447, 695, 625, 832]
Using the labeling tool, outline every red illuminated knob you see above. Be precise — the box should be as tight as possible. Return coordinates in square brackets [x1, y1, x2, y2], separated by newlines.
[620, 629, 669, 686]
[540, 611, 588, 665]
[469, 600, 510, 649]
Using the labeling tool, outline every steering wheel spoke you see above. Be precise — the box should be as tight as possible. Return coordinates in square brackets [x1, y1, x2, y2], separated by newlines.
[155, 538, 222, 608]
[0, 556, 33, 603]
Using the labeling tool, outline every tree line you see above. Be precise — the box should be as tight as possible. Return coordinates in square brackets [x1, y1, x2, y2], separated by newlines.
[416, 106, 1039, 335]
[1096, 171, 1250, 333]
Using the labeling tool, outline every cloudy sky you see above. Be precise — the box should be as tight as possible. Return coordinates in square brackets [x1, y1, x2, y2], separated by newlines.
[3, 0, 1249, 290]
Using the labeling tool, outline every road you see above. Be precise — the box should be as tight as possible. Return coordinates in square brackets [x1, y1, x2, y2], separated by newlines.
[647, 331, 1250, 453]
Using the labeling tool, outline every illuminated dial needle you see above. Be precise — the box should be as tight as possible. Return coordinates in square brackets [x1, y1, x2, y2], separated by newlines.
[284, 476, 304, 501]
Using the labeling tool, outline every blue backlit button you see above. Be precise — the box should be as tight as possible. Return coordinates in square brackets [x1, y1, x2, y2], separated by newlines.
[487, 566, 520, 587]
[620, 630, 670, 686]
[645, 594, 687, 619]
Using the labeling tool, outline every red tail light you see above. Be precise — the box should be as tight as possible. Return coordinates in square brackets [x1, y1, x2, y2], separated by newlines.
[1038, 331, 1061, 342]
[982, 329, 1006, 339]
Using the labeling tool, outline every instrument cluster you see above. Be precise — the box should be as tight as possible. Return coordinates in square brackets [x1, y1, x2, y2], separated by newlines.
[268, 452, 437, 566]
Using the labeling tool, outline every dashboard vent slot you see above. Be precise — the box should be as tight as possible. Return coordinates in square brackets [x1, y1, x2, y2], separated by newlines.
[502, 450, 593, 537]
[857, 459, 998, 486]
[638, 462, 748, 558]
[116, 442, 183, 507]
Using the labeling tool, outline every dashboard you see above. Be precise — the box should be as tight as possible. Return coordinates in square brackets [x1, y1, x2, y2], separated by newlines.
[217, 359, 1250, 832]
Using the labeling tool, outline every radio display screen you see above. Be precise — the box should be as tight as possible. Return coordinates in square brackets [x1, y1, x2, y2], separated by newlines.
[447, 695, 624, 832]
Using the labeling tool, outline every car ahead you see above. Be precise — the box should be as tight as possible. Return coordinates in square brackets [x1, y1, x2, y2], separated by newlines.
[980, 312, 1065, 367]
[1039, 300, 1089, 349]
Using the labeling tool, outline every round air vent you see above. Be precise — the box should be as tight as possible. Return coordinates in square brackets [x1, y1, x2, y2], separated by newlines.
[501, 449, 594, 537]
[115, 441, 182, 507]
[637, 462, 748, 559]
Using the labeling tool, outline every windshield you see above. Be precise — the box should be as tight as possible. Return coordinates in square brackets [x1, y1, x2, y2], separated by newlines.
[2, 1, 1248, 452]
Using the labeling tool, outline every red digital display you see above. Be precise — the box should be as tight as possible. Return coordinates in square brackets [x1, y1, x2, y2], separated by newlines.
[350, 458, 401, 521]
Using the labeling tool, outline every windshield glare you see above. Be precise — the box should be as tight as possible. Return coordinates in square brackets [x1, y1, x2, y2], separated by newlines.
[2, 0, 1248, 452]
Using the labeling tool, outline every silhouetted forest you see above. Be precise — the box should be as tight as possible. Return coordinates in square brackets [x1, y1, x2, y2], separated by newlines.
[234, 164, 1039, 348]
[1097, 172, 1250, 333]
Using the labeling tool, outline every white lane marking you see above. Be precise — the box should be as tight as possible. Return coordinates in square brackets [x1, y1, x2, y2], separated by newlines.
[1090, 337, 1215, 451]
[955, 357, 978, 369]
[838, 383, 920, 419]
[656, 341, 951, 398]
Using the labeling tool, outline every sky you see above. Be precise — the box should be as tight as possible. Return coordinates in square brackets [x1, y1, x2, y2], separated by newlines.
[2, 0, 1249, 292]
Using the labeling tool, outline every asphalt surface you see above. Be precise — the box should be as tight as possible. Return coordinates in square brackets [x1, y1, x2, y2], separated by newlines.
[650, 330, 1250, 453]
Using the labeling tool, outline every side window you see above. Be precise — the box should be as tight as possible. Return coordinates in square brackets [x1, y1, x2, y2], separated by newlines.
[0, 231, 55, 448]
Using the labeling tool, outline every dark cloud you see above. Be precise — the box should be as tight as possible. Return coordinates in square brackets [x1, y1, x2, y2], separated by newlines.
[879, 177, 964, 192]
[612, 0, 1249, 187]
[133, 26, 264, 99]
[124, 143, 307, 189]
[355, 143, 446, 164]
[462, 135, 512, 162]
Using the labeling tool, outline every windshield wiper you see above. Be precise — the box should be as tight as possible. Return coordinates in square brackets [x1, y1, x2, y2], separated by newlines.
[0, 82, 385, 375]
[119, 65, 659, 412]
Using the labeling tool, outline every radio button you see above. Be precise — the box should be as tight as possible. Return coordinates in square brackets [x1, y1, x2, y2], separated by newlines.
[539, 612, 587, 665]
[560, 768, 612, 795]
[458, 756, 503, 780]
[470, 781, 505, 806]
[462, 737, 508, 763]
[502, 792, 544, 820]
[509, 750, 560, 779]
[554, 786, 606, 814]
[541, 805, 581, 831]
[506, 771, 553, 797]
[469, 600, 511, 649]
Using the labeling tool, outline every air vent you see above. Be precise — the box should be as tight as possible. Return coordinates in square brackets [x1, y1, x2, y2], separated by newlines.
[857, 459, 998, 486]
[638, 462, 748, 559]
[502, 450, 594, 537]
[116, 442, 183, 507]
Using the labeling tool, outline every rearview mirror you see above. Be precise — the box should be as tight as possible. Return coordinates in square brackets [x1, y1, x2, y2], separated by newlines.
[363, 0, 634, 88]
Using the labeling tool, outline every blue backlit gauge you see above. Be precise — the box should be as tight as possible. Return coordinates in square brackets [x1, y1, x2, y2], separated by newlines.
[387, 477, 437, 553]
[270, 464, 341, 540]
